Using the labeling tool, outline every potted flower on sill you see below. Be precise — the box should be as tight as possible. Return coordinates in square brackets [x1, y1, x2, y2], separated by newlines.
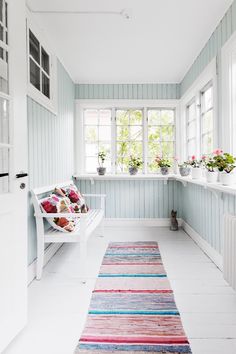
[214, 150, 236, 186]
[128, 155, 143, 175]
[178, 161, 191, 177]
[188, 155, 203, 179]
[155, 156, 171, 175]
[203, 154, 218, 183]
[97, 150, 107, 176]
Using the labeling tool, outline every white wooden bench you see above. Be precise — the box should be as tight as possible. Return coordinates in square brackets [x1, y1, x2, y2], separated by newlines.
[31, 180, 106, 280]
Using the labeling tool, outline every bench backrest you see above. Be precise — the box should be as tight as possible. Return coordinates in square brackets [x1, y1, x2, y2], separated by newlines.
[31, 180, 75, 234]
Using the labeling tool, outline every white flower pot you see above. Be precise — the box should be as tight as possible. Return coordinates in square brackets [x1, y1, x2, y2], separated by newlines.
[221, 172, 235, 186]
[191, 168, 202, 179]
[206, 171, 218, 183]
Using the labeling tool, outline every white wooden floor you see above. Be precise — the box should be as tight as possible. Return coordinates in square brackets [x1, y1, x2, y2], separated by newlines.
[4, 226, 236, 354]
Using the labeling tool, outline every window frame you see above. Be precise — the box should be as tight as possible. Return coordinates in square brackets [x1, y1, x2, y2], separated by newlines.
[26, 14, 57, 114]
[77, 100, 179, 175]
[186, 98, 197, 160]
[200, 81, 214, 156]
[180, 59, 217, 161]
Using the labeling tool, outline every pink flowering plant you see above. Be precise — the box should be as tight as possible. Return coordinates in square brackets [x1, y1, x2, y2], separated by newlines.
[188, 155, 203, 168]
[212, 149, 236, 174]
[202, 154, 217, 172]
[155, 155, 171, 168]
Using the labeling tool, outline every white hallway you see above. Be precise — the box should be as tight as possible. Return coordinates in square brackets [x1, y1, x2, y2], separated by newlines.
[4, 226, 236, 354]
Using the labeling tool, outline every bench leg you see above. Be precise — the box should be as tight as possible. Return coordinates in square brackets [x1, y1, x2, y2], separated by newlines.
[97, 219, 105, 238]
[79, 240, 87, 283]
[36, 236, 44, 280]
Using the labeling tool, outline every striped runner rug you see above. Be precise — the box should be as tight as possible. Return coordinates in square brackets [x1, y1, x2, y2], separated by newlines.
[75, 242, 192, 353]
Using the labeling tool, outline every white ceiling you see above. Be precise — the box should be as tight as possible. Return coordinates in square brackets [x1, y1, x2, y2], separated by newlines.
[27, 0, 233, 84]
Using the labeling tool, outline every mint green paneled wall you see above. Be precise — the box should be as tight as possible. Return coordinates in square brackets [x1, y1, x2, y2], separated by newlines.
[28, 60, 75, 265]
[75, 84, 180, 100]
[177, 182, 236, 255]
[180, 0, 236, 95]
[75, 179, 179, 219]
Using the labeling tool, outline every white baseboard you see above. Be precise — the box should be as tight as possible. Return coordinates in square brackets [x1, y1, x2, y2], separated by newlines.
[104, 218, 183, 227]
[27, 243, 63, 285]
[182, 221, 223, 270]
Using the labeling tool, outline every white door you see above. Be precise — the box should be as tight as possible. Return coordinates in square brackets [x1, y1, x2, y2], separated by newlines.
[0, 0, 28, 351]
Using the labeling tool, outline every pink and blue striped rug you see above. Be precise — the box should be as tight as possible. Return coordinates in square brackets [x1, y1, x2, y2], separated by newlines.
[75, 242, 192, 353]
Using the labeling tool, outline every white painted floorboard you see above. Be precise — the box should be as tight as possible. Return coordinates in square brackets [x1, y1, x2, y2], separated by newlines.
[4, 227, 236, 354]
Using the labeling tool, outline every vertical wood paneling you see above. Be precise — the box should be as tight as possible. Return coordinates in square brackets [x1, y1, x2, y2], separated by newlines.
[75, 84, 180, 100]
[181, 2, 235, 95]
[178, 182, 236, 255]
[27, 60, 75, 265]
[75, 179, 176, 219]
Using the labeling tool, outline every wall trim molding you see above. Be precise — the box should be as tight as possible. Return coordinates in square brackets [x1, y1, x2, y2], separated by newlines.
[28, 243, 62, 285]
[182, 221, 223, 270]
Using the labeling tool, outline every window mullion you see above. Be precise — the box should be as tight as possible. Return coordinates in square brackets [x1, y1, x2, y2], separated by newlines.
[111, 108, 116, 174]
[143, 107, 148, 174]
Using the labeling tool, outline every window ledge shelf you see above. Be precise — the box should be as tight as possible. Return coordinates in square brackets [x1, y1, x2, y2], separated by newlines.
[73, 174, 175, 182]
[73, 174, 236, 198]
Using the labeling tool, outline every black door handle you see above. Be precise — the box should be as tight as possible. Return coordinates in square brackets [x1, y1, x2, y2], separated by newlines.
[16, 173, 28, 179]
[0, 173, 9, 178]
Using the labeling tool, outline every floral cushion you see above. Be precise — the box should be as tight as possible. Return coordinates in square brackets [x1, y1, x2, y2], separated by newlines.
[41, 194, 77, 233]
[55, 184, 89, 213]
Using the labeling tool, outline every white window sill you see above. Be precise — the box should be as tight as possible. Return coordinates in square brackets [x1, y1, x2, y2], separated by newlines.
[73, 174, 175, 181]
[73, 174, 236, 197]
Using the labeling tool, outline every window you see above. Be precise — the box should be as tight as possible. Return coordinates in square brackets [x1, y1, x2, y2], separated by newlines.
[84, 109, 112, 173]
[200, 83, 214, 155]
[82, 106, 176, 174]
[116, 109, 143, 173]
[28, 29, 50, 99]
[147, 109, 175, 172]
[186, 100, 197, 159]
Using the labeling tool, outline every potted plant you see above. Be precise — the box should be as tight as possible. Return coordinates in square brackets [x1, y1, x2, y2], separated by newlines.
[97, 151, 107, 175]
[178, 161, 191, 177]
[213, 150, 236, 185]
[155, 156, 171, 175]
[203, 154, 218, 183]
[128, 156, 143, 175]
[188, 155, 203, 179]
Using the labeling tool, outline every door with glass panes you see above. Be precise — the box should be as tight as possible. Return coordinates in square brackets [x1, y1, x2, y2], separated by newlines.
[0, 0, 28, 351]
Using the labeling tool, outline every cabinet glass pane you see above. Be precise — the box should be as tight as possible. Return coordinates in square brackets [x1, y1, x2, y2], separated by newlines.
[30, 58, 40, 91]
[42, 72, 50, 98]
[41, 47, 49, 74]
[29, 30, 40, 64]
[0, 97, 9, 143]
[0, 147, 9, 194]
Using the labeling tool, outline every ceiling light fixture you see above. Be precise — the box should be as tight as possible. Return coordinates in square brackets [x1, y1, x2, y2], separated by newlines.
[27, 5, 132, 20]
